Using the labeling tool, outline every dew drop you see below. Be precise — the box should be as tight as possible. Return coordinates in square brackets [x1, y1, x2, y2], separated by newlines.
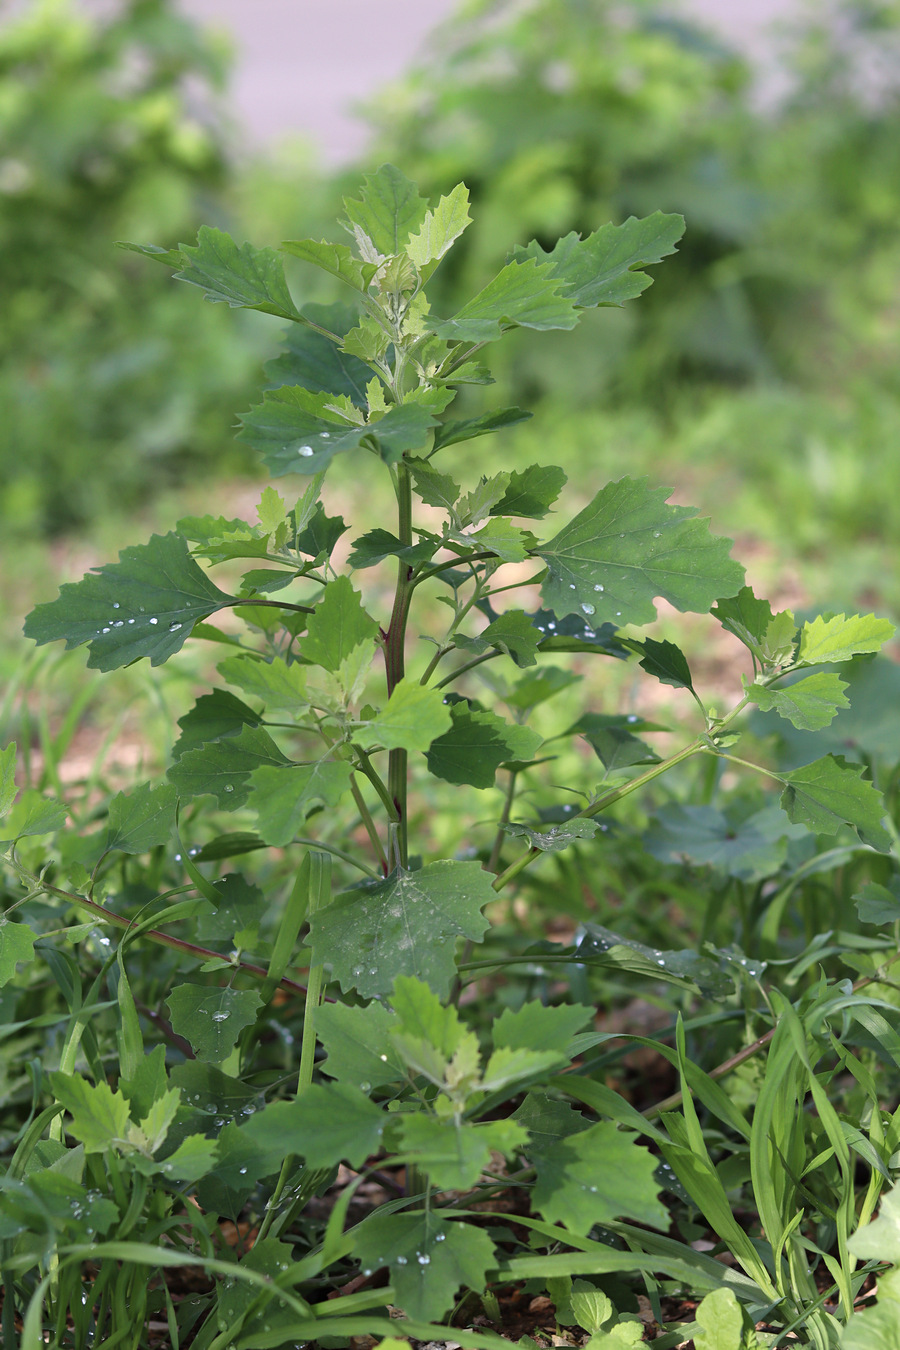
[434, 1233, 446, 1242]
[149, 617, 158, 625]
[102, 627, 110, 634]
[379, 1054, 388, 1061]
[593, 584, 604, 592]
[239, 1166, 248, 1175]
[321, 431, 331, 439]
[547, 621, 556, 630]
[212, 1011, 229, 1022]
[359, 1082, 371, 1093]
[113, 620, 124, 627]
[169, 622, 182, 632]
[580, 602, 595, 616]
[619, 532, 625, 538]
[112, 602, 120, 609]
[128, 618, 135, 624]
[224, 784, 234, 793]
[417, 1254, 430, 1265]
[653, 531, 661, 538]
[657, 958, 666, 966]
[395, 1255, 407, 1265]
[299, 445, 314, 457]
[615, 611, 621, 617]
[174, 853, 182, 863]
[626, 714, 638, 723]
[568, 583, 576, 590]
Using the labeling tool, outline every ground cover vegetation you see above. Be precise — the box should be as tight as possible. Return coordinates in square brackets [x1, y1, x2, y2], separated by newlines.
[3, 162, 900, 1349]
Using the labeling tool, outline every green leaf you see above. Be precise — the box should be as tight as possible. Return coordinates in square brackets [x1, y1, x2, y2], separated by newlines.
[294, 502, 347, 559]
[364, 681, 452, 752]
[432, 407, 532, 453]
[798, 612, 896, 666]
[513, 212, 684, 308]
[537, 478, 744, 628]
[508, 666, 582, 713]
[711, 585, 773, 656]
[194, 874, 266, 942]
[0, 920, 35, 987]
[426, 705, 542, 787]
[779, 754, 892, 851]
[239, 1084, 385, 1170]
[48, 1072, 131, 1153]
[578, 724, 660, 775]
[312, 861, 494, 998]
[0, 743, 16, 816]
[159, 1133, 219, 1183]
[854, 880, 900, 926]
[165, 985, 263, 1063]
[841, 1289, 900, 1350]
[493, 1002, 594, 1053]
[173, 226, 301, 318]
[317, 1001, 406, 1087]
[247, 761, 352, 847]
[762, 610, 798, 665]
[172, 690, 263, 762]
[353, 1214, 495, 1322]
[218, 654, 307, 712]
[693, 1287, 756, 1350]
[644, 804, 807, 881]
[0, 790, 68, 843]
[467, 518, 532, 563]
[510, 1092, 590, 1153]
[848, 1183, 900, 1263]
[265, 302, 372, 405]
[406, 182, 472, 279]
[530, 609, 630, 656]
[390, 974, 470, 1060]
[302, 575, 378, 673]
[623, 637, 695, 694]
[119, 1045, 168, 1123]
[342, 163, 429, 257]
[502, 819, 606, 853]
[168, 724, 290, 808]
[347, 529, 438, 569]
[104, 783, 177, 855]
[577, 923, 735, 1000]
[454, 611, 542, 668]
[530, 1122, 668, 1236]
[433, 258, 579, 343]
[279, 238, 378, 292]
[748, 672, 849, 731]
[408, 458, 460, 513]
[492, 463, 568, 519]
[24, 533, 237, 671]
[396, 1114, 527, 1190]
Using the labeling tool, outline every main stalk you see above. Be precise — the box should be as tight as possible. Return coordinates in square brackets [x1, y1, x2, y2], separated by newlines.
[384, 460, 414, 868]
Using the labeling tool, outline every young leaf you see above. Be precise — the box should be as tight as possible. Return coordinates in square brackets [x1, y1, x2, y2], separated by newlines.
[0, 791, 68, 843]
[0, 742, 16, 816]
[353, 1214, 495, 1323]
[279, 238, 378, 292]
[748, 672, 849, 731]
[433, 258, 579, 342]
[302, 575, 378, 672]
[165, 985, 263, 1063]
[432, 407, 532, 453]
[294, 502, 348, 559]
[529, 1122, 668, 1236]
[512, 211, 685, 308]
[493, 1002, 594, 1053]
[48, 1073, 131, 1153]
[537, 478, 744, 628]
[426, 705, 542, 788]
[247, 761, 353, 847]
[406, 181, 472, 279]
[622, 636, 695, 694]
[797, 612, 896, 666]
[779, 754, 892, 851]
[24, 533, 238, 671]
[502, 819, 606, 853]
[0, 919, 36, 987]
[693, 1287, 757, 1350]
[492, 463, 568, 519]
[363, 681, 453, 752]
[346, 529, 437, 569]
[171, 690, 263, 762]
[761, 610, 797, 665]
[711, 585, 774, 656]
[218, 654, 307, 712]
[159, 226, 302, 319]
[168, 724, 290, 808]
[848, 1184, 900, 1263]
[408, 458, 461, 513]
[104, 783, 177, 855]
[396, 1115, 528, 1190]
[454, 610, 542, 668]
[316, 1001, 406, 1087]
[342, 163, 429, 257]
[265, 302, 372, 405]
[311, 860, 494, 998]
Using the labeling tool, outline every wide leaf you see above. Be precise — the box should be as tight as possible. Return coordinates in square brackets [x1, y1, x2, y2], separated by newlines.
[247, 761, 352, 846]
[426, 705, 542, 787]
[165, 985, 263, 1063]
[530, 1122, 668, 1236]
[797, 612, 896, 666]
[265, 302, 372, 404]
[433, 259, 580, 343]
[512, 212, 685, 308]
[342, 163, 429, 257]
[353, 1213, 495, 1323]
[748, 672, 849, 731]
[778, 754, 892, 851]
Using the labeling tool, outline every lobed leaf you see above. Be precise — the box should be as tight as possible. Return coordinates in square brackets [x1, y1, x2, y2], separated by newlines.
[279, 238, 378, 292]
[265, 302, 372, 405]
[748, 671, 849, 731]
[342, 163, 430, 257]
[363, 680, 453, 752]
[798, 612, 896, 666]
[0, 920, 36, 987]
[779, 754, 892, 851]
[165, 985, 263, 1063]
[426, 704, 542, 787]
[492, 463, 568, 519]
[353, 1213, 495, 1323]
[104, 783, 177, 855]
[145, 225, 303, 318]
[317, 1000, 406, 1087]
[512, 211, 685, 308]
[502, 819, 606, 853]
[301, 575, 378, 672]
[406, 181, 472, 279]
[433, 258, 579, 343]
[454, 610, 542, 668]
[247, 761, 353, 847]
[168, 724, 290, 808]
[530, 1122, 668, 1236]
[432, 406, 532, 453]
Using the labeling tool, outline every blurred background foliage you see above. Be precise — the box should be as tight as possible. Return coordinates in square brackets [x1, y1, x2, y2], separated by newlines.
[2, 0, 900, 605]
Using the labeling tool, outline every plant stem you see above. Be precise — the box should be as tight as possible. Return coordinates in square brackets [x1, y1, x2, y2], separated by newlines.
[349, 773, 390, 873]
[435, 650, 500, 690]
[488, 768, 519, 873]
[384, 461, 415, 867]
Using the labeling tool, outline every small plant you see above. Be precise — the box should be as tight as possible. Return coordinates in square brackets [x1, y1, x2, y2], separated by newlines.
[3, 165, 899, 1347]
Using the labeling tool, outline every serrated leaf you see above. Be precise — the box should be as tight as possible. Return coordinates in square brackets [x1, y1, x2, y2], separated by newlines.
[512, 211, 684, 308]
[317, 1001, 405, 1087]
[479, 1047, 565, 1094]
[265, 302, 372, 405]
[0, 790, 68, 843]
[168, 724, 290, 808]
[171, 690, 263, 762]
[279, 238, 378, 292]
[406, 181, 472, 279]
[432, 406, 532, 453]
[426, 705, 542, 787]
[171, 225, 301, 318]
[579, 724, 660, 775]
[343, 164, 429, 257]
[433, 258, 579, 342]
[408, 458, 460, 512]
[247, 761, 352, 846]
[748, 672, 849, 731]
[24, 533, 237, 671]
[493, 1002, 594, 1053]
[0, 743, 16, 816]
[530, 1122, 667, 1236]
[239, 1084, 385, 1170]
[311, 861, 494, 998]
[0, 920, 36, 987]
[798, 612, 896, 666]
[623, 637, 695, 693]
[457, 472, 511, 527]
[48, 1073, 131, 1153]
[779, 754, 891, 851]
[159, 1133, 219, 1183]
[492, 463, 567, 519]
[390, 974, 469, 1059]
[346, 529, 437, 569]
[364, 681, 452, 752]
[644, 803, 807, 881]
[353, 1214, 495, 1322]
[469, 517, 532, 563]
[396, 1114, 526, 1189]
[511, 1092, 590, 1152]
[502, 819, 605, 852]
[854, 880, 900, 926]
[762, 610, 797, 665]
[711, 585, 774, 655]
[455, 610, 542, 668]
[302, 575, 377, 672]
[104, 783, 177, 855]
[537, 478, 744, 628]
[294, 502, 347, 559]
[218, 654, 307, 712]
[195, 874, 266, 942]
[166, 985, 263, 1063]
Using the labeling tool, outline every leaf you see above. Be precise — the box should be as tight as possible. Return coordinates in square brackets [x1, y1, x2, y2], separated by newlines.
[511, 1092, 590, 1153]
[279, 238, 378, 292]
[693, 1287, 756, 1350]
[24, 533, 237, 671]
[779, 754, 892, 851]
[317, 1001, 406, 1087]
[342, 164, 429, 257]
[433, 258, 579, 342]
[168, 724, 290, 808]
[172, 690, 263, 762]
[406, 181, 472, 279]
[302, 575, 378, 673]
[0, 743, 16, 816]
[529, 609, 630, 657]
[577, 924, 735, 1000]
[172, 226, 301, 318]
[748, 672, 849, 730]
[512, 212, 685, 308]
[159, 1134, 219, 1183]
[165, 985, 263, 1063]
[530, 1122, 668, 1236]
[0, 790, 68, 843]
[841, 1291, 900, 1350]
[0, 920, 35, 987]
[247, 761, 352, 847]
[265, 302, 372, 405]
[848, 1183, 900, 1263]
[238, 1084, 385, 1170]
[48, 1073, 131, 1153]
[347, 529, 437, 569]
[311, 860, 494, 998]
[578, 724, 659, 775]
[502, 819, 606, 853]
[854, 880, 900, 926]
[364, 681, 452, 752]
[432, 407, 532, 453]
[426, 705, 542, 787]
[537, 478, 744, 628]
[468, 518, 532, 563]
[104, 783, 177, 855]
[294, 502, 347, 559]
[798, 612, 896, 666]
[353, 1213, 495, 1322]
[493, 1003, 594, 1053]
[712, 585, 774, 656]
[454, 611, 542, 668]
[218, 654, 307, 712]
[492, 463, 568, 519]
[644, 804, 807, 881]
[194, 874, 266, 942]
[408, 458, 460, 513]
[623, 637, 695, 694]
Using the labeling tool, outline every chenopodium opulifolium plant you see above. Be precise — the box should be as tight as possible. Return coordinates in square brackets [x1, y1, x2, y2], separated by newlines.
[11, 164, 898, 1340]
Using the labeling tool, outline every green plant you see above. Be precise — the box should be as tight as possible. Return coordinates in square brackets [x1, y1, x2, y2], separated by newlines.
[3, 165, 900, 1347]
